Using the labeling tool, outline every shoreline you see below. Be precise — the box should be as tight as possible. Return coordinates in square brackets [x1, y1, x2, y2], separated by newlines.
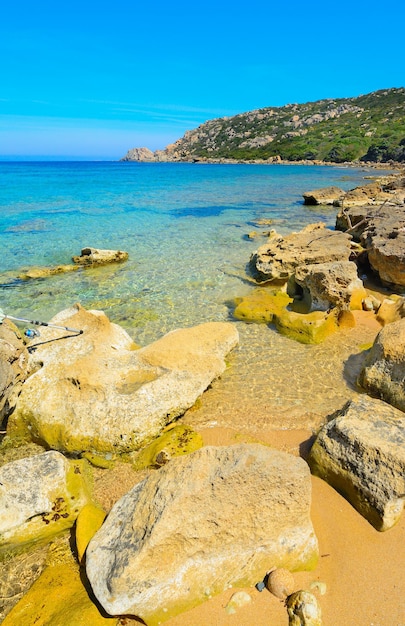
[1, 166, 405, 625]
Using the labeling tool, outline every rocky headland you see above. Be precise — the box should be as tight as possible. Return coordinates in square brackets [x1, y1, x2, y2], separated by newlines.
[1, 171, 405, 625]
[120, 88, 405, 165]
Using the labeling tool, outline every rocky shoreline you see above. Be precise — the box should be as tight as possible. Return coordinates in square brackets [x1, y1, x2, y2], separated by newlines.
[1, 170, 405, 625]
[120, 146, 404, 171]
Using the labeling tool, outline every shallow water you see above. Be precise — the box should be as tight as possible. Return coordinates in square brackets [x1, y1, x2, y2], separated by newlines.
[0, 161, 389, 429]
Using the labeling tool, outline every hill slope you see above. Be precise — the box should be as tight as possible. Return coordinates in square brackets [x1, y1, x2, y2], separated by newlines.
[121, 88, 405, 164]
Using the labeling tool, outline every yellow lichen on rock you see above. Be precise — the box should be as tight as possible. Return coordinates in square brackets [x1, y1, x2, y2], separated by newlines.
[2, 560, 118, 626]
[0, 456, 93, 555]
[233, 288, 293, 323]
[275, 309, 338, 344]
[75, 503, 106, 563]
[128, 424, 203, 470]
[349, 285, 368, 310]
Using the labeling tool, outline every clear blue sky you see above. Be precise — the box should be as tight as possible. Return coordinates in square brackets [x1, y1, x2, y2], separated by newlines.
[1, 0, 404, 160]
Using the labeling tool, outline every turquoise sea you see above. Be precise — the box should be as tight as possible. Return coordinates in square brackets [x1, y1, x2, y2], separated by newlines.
[0, 161, 392, 429]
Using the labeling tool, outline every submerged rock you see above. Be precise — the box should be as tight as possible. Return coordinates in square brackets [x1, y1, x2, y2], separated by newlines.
[8, 304, 238, 454]
[18, 264, 81, 279]
[308, 396, 405, 531]
[233, 288, 292, 323]
[86, 444, 318, 624]
[0, 451, 92, 553]
[358, 317, 405, 412]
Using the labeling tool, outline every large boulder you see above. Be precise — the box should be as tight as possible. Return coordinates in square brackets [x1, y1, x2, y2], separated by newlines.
[288, 261, 367, 312]
[336, 203, 405, 288]
[308, 396, 405, 531]
[0, 320, 29, 425]
[86, 444, 318, 624]
[0, 451, 92, 552]
[302, 186, 344, 205]
[8, 304, 239, 454]
[250, 224, 353, 282]
[358, 317, 405, 412]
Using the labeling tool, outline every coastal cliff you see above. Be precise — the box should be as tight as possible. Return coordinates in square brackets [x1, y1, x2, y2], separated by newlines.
[121, 87, 405, 164]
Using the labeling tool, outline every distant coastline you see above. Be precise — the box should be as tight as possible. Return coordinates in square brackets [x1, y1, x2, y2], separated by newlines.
[120, 88, 405, 166]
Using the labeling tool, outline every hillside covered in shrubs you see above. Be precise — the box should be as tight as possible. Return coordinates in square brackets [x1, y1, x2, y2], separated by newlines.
[121, 88, 405, 164]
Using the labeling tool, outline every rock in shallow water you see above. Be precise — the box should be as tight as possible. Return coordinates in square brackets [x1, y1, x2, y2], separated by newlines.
[7, 304, 238, 454]
[86, 444, 318, 624]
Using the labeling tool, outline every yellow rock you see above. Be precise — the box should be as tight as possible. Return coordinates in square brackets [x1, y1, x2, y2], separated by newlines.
[75, 504, 106, 562]
[2, 561, 118, 626]
[337, 310, 356, 328]
[0, 456, 93, 555]
[233, 288, 293, 323]
[275, 309, 338, 344]
[349, 286, 368, 310]
[129, 424, 203, 470]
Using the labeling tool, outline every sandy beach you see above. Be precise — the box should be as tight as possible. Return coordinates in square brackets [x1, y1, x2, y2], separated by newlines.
[163, 427, 405, 626]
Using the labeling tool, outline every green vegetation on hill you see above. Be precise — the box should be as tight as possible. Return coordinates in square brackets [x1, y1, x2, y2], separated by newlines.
[122, 88, 405, 164]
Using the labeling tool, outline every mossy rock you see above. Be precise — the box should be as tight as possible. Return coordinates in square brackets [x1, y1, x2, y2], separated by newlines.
[233, 288, 293, 323]
[2, 559, 118, 625]
[274, 309, 338, 344]
[81, 452, 117, 469]
[75, 503, 106, 562]
[0, 456, 94, 555]
[0, 439, 46, 468]
[349, 286, 368, 310]
[128, 424, 203, 470]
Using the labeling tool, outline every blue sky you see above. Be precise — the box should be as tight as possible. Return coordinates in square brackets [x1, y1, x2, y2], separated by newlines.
[1, 0, 404, 160]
